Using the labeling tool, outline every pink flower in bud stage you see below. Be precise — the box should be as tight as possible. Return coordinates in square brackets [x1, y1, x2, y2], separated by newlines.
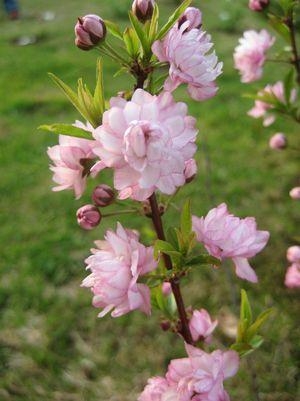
[192, 203, 270, 283]
[269, 133, 287, 150]
[178, 7, 202, 31]
[82, 222, 157, 317]
[132, 0, 155, 23]
[233, 30, 275, 83]
[249, 0, 269, 11]
[287, 246, 300, 264]
[166, 344, 239, 401]
[47, 121, 96, 199]
[76, 204, 101, 230]
[92, 184, 115, 207]
[289, 187, 300, 200]
[285, 264, 300, 288]
[75, 14, 106, 50]
[152, 18, 222, 101]
[189, 309, 218, 343]
[162, 282, 172, 296]
[92, 89, 198, 201]
[248, 81, 297, 126]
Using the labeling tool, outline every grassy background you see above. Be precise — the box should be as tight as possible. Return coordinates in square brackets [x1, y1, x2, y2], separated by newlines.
[0, 0, 299, 400]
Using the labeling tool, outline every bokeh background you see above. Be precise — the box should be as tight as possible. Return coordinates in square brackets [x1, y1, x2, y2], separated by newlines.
[0, 0, 299, 400]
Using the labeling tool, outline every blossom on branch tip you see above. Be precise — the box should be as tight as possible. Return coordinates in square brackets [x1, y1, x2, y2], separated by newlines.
[189, 309, 218, 343]
[75, 14, 106, 50]
[233, 30, 275, 83]
[178, 7, 202, 31]
[152, 18, 222, 101]
[92, 89, 198, 201]
[192, 203, 270, 283]
[82, 223, 157, 317]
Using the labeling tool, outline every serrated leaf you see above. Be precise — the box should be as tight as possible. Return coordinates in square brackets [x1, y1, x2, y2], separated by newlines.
[128, 11, 151, 57]
[240, 290, 253, 324]
[268, 14, 291, 43]
[104, 19, 123, 40]
[246, 308, 273, 341]
[38, 124, 92, 139]
[148, 3, 159, 43]
[180, 199, 192, 239]
[93, 58, 105, 120]
[156, 0, 192, 40]
[123, 27, 140, 58]
[154, 239, 176, 259]
[166, 227, 179, 251]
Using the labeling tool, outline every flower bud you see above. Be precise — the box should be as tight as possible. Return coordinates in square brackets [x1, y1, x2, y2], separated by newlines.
[76, 204, 101, 230]
[162, 282, 172, 296]
[160, 320, 171, 331]
[178, 7, 202, 31]
[184, 159, 197, 183]
[92, 184, 115, 207]
[269, 133, 287, 150]
[287, 246, 300, 263]
[75, 14, 106, 51]
[289, 187, 300, 200]
[248, 0, 269, 11]
[132, 0, 155, 23]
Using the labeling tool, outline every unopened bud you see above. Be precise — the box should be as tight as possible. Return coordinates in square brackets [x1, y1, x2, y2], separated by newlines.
[178, 7, 202, 31]
[132, 0, 155, 23]
[162, 282, 172, 296]
[160, 320, 171, 331]
[92, 184, 115, 207]
[287, 246, 300, 263]
[184, 159, 197, 183]
[75, 14, 106, 51]
[289, 187, 300, 200]
[76, 204, 101, 230]
[269, 133, 287, 150]
[248, 0, 269, 11]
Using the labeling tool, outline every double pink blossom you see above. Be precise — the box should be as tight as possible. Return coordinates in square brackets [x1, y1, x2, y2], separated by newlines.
[82, 222, 157, 317]
[192, 203, 270, 283]
[233, 29, 275, 83]
[152, 12, 222, 101]
[248, 81, 297, 126]
[47, 121, 96, 198]
[189, 309, 218, 343]
[92, 89, 198, 201]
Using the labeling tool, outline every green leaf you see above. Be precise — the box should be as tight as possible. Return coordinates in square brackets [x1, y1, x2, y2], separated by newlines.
[166, 227, 179, 251]
[104, 19, 123, 40]
[93, 58, 105, 119]
[148, 3, 159, 43]
[154, 239, 176, 259]
[240, 289, 253, 325]
[156, 0, 192, 40]
[123, 27, 140, 58]
[180, 199, 192, 239]
[283, 68, 295, 105]
[38, 123, 93, 139]
[268, 14, 291, 43]
[186, 254, 221, 267]
[151, 286, 176, 318]
[128, 11, 151, 57]
[278, 0, 297, 14]
[246, 308, 273, 341]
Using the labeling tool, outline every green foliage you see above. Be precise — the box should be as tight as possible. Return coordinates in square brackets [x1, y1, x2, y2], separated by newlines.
[38, 123, 93, 139]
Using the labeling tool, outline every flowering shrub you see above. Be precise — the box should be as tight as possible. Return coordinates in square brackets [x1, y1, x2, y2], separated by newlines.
[41, 1, 275, 399]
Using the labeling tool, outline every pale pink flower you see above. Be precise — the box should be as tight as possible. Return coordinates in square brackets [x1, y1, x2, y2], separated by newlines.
[47, 121, 96, 198]
[284, 264, 300, 288]
[248, 81, 297, 126]
[269, 133, 287, 150]
[76, 204, 101, 230]
[189, 309, 218, 343]
[233, 30, 275, 83]
[138, 377, 179, 401]
[184, 159, 197, 183]
[92, 89, 198, 201]
[152, 20, 222, 101]
[289, 186, 300, 199]
[178, 7, 202, 31]
[287, 246, 300, 263]
[166, 344, 239, 401]
[162, 282, 172, 296]
[249, 0, 269, 11]
[82, 222, 157, 317]
[192, 203, 270, 283]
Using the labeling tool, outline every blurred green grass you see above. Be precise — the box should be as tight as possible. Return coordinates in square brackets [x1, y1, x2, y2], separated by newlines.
[0, 0, 299, 400]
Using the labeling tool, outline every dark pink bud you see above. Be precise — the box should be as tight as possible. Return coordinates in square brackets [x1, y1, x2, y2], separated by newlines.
[160, 320, 171, 331]
[178, 7, 202, 31]
[76, 204, 101, 230]
[248, 0, 269, 11]
[92, 184, 115, 207]
[75, 14, 106, 51]
[269, 133, 287, 150]
[132, 0, 155, 23]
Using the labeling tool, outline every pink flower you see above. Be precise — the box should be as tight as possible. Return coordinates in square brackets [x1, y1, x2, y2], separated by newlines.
[248, 81, 297, 126]
[184, 159, 197, 183]
[178, 7, 202, 31]
[289, 187, 300, 199]
[82, 222, 157, 317]
[189, 309, 218, 343]
[138, 377, 178, 401]
[192, 203, 270, 283]
[166, 344, 239, 401]
[76, 204, 101, 230]
[152, 19, 222, 101]
[233, 30, 275, 83]
[75, 14, 106, 50]
[284, 264, 300, 288]
[287, 246, 300, 263]
[269, 133, 287, 150]
[47, 121, 96, 198]
[92, 89, 198, 201]
[249, 0, 269, 11]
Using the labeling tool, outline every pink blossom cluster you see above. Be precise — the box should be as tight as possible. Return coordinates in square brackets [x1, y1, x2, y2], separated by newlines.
[82, 222, 157, 317]
[92, 89, 198, 201]
[284, 246, 300, 288]
[138, 344, 239, 401]
[233, 29, 275, 83]
[248, 81, 297, 126]
[152, 7, 223, 101]
[192, 203, 269, 283]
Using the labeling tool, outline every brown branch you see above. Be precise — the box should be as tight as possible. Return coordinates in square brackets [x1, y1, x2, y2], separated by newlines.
[286, 14, 300, 85]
